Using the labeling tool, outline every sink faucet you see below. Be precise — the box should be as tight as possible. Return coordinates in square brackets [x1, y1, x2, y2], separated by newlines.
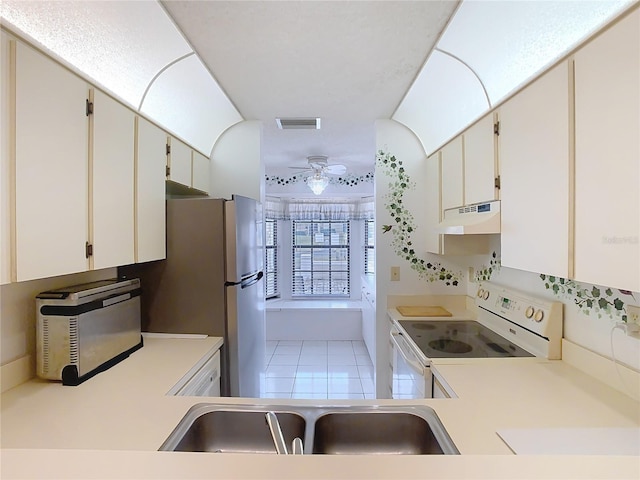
[265, 412, 289, 454]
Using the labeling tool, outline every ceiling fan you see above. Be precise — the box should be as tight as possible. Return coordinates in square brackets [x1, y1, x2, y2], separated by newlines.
[289, 155, 347, 176]
[289, 156, 347, 195]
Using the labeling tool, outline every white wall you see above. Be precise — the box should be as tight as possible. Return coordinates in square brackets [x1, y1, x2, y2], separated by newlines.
[374, 119, 467, 397]
[210, 120, 263, 202]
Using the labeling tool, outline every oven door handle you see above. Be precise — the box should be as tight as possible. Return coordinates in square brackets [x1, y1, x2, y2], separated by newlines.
[391, 332, 426, 374]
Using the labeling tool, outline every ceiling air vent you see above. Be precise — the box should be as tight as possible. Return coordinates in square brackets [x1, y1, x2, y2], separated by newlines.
[276, 117, 321, 130]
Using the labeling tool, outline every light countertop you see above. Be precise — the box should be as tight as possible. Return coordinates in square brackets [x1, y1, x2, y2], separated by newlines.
[2, 335, 639, 479]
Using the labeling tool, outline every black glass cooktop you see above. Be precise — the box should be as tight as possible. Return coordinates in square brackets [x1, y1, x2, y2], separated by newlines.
[398, 320, 534, 358]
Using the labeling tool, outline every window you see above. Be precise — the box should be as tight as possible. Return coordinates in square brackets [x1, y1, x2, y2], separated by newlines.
[364, 219, 375, 274]
[265, 219, 278, 299]
[292, 221, 350, 297]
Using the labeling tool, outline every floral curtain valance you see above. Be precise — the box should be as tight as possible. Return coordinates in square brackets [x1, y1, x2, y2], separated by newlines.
[264, 197, 374, 221]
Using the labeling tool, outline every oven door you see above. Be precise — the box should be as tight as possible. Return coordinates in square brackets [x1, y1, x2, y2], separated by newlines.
[390, 327, 430, 399]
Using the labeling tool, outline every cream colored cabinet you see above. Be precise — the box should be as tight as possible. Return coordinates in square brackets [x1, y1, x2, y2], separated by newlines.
[573, 9, 639, 292]
[14, 41, 90, 282]
[425, 152, 442, 254]
[1, 32, 11, 284]
[192, 151, 211, 194]
[167, 136, 192, 187]
[499, 62, 570, 278]
[463, 113, 497, 205]
[136, 117, 167, 263]
[440, 136, 464, 211]
[169, 348, 221, 397]
[91, 89, 135, 270]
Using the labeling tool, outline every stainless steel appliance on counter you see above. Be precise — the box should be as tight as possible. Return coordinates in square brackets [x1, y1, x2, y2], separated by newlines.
[36, 278, 143, 385]
[389, 282, 563, 399]
[119, 195, 265, 398]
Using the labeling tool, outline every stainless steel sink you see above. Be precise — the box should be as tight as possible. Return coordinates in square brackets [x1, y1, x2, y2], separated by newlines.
[312, 411, 447, 454]
[160, 405, 306, 454]
[159, 403, 459, 455]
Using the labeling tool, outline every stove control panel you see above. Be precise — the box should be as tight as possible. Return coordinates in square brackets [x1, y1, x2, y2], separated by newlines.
[476, 283, 562, 341]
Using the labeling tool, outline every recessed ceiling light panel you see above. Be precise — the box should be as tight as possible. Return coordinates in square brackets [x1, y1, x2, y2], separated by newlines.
[276, 117, 321, 130]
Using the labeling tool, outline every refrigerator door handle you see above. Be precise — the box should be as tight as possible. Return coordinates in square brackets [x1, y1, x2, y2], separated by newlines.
[225, 271, 263, 289]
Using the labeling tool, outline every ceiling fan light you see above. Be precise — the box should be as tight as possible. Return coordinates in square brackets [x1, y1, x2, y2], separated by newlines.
[306, 174, 329, 195]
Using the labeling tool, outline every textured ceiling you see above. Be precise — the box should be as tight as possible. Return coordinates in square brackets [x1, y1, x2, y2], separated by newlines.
[161, 0, 458, 170]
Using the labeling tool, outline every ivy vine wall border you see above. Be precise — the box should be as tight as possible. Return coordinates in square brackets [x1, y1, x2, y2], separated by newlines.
[376, 150, 462, 286]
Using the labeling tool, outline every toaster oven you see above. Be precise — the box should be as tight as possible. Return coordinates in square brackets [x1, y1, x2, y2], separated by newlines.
[36, 278, 142, 385]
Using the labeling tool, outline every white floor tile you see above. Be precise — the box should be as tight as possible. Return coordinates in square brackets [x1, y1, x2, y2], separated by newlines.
[265, 341, 278, 355]
[298, 354, 328, 366]
[302, 340, 328, 348]
[301, 344, 328, 355]
[269, 354, 301, 366]
[360, 377, 375, 394]
[328, 378, 363, 394]
[328, 353, 357, 365]
[265, 364, 298, 378]
[277, 340, 303, 346]
[295, 365, 328, 378]
[274, 345, 302, 355]
[355, 354, 373, 366]
[327, 365, 360, 378]
[293, 378, 328, 394]
[264, 377, 295, 392]
[364, 393, 377, 399]
[352, 341, 368, 354]
[357, 365, 374, 380]
[328, 341, 354, 354]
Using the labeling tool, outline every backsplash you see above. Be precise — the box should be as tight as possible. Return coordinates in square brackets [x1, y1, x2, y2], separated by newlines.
[461, 240, 640, 372]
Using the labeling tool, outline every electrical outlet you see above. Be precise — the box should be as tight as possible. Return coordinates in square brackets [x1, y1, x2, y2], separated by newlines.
[626, 305, 640, 333]
[390, 266, 400, 282]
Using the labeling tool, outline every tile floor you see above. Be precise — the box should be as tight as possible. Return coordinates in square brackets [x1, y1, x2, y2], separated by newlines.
[261, 340, 376, 399]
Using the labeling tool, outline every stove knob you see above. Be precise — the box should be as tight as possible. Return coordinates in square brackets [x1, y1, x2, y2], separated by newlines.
[483, 290, 490, 300]
[477, 288, 484, 298]
[525, 306, 535, 319]
[534, 309, 544, 322]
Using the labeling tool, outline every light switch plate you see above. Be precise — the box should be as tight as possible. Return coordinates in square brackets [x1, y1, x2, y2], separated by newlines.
[390, 266, 400, 281]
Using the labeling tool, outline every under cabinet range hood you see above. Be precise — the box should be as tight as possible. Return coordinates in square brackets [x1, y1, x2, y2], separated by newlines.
[437, 200, 501, 235]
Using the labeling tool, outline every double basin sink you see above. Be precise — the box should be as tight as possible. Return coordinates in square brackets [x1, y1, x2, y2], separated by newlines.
[159, 403, 459, 455]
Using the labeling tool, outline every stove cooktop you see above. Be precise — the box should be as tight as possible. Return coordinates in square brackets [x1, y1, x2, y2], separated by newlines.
[398, 320, 534, 359]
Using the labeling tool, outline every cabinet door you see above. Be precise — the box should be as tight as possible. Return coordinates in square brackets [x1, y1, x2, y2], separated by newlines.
[136, 117, 166, 263]
[573, 10, 639, 292]
[464, 113, 496, 205]
[168, 136, 192, 187]
[425, 152, 442, 254]
[91, 89, 135, 270]
[15, 42, 89, 281]
[1, 32, 12, 284]
[192, 150, 210, 193]
[440, 136, 464, 211]
[499, 62, 570, 278]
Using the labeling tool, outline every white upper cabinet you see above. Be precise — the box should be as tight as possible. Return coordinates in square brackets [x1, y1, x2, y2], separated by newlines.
[14, 41, 89, 282]
[1, 32, 12, 284]
[425, 152, 441, 254]
[91, 89, 135, 270]
[192, 151, 211, 194]
[167, 136, 192, 187]
[499, 62, 570, 278]
[463, 113, 497, 205]
[440, 136, 464, 211]
[573, 9, 639, 291]
[136, 117, 167, 263]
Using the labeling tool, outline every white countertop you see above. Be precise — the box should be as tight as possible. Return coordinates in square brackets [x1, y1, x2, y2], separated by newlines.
[2, 336, 639, 479]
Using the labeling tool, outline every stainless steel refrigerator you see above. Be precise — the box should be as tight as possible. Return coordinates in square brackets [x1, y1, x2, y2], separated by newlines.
[118, 195, 265, 397]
